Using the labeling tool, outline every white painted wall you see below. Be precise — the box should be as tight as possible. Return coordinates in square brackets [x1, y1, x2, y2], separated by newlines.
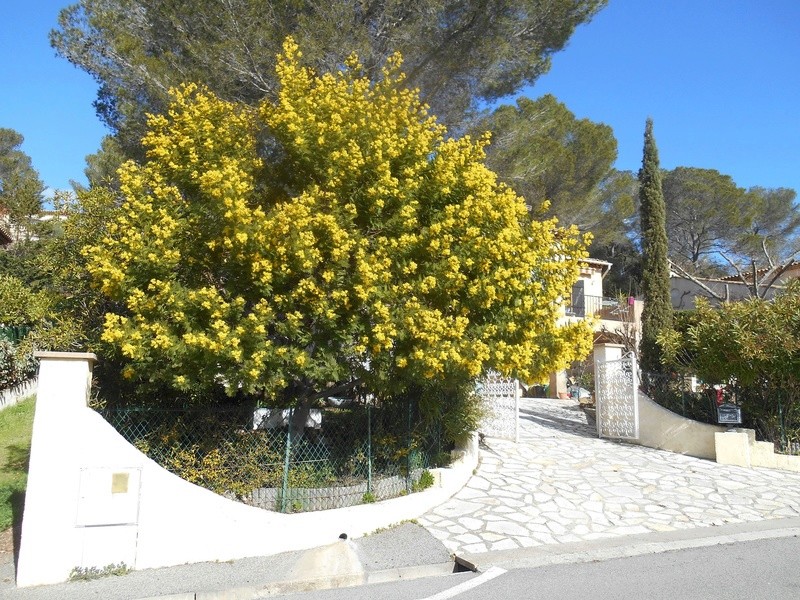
[716, 428, 800, 473]
[16, 352, 477, 587]
[579, 265, 604, 298]
[670, 275, 779, 309]
[0, 377, 37, 411]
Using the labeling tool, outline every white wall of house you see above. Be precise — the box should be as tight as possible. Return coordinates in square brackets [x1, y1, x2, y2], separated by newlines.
[670, 276, 779, 309]
[577, 261, 605, 298]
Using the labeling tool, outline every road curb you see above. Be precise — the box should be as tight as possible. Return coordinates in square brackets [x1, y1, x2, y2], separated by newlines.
[136, 561, 456, 600]
[455, 517, 800, 572]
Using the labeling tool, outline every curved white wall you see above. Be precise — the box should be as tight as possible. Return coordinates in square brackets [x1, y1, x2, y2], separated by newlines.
[635, 391, 725, 459]
[17, 353, 477, 587]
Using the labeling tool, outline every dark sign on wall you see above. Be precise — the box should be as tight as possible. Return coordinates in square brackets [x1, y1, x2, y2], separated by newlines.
[716, 403, 742, 425]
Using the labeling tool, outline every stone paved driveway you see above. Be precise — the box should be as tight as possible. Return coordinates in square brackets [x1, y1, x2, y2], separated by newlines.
[418, 396, 800, 555]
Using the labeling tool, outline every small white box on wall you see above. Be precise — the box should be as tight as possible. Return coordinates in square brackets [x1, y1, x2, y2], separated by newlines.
[76, 467, 142, 527]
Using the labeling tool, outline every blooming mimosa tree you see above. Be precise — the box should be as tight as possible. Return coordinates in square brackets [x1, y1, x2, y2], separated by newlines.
[86, 38, 592, 414]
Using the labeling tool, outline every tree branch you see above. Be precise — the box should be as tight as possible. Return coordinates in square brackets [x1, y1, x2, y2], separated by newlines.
[668, 260, 727, 303]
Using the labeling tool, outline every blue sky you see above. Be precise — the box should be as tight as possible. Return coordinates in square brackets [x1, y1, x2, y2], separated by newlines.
[2, 0, 799, 196]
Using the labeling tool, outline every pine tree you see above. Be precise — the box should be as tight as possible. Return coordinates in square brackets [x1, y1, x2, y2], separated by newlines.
[638, 118, 672, 372]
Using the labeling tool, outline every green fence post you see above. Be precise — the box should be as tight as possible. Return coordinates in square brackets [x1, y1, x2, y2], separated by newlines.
[437, 418, 442, 463]
[367, 402, 372, 495]
[281, 408, 292, 513]
[406, 399, 412, 493]
[779, 394, 787, 451]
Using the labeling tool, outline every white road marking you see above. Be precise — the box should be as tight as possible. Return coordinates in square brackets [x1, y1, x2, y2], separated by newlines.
[420, 566, 507, 600]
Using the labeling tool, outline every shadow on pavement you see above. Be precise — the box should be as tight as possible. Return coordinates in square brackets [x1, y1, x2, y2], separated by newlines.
[518, 405, 597, 439]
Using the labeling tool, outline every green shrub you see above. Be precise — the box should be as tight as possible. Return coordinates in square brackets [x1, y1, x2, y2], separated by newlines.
[659, 283, 800, 446]
[414, 380, 484, 447]
[412, 469, 435, 492]
[0, 340, 36, 391]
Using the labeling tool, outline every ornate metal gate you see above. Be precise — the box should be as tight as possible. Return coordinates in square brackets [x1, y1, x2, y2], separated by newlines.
[477, 371, 520, 442]
[595, 352, 639, 440]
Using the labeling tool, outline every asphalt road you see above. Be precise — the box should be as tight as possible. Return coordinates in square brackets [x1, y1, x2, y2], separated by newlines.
[276, 535, 800, 600]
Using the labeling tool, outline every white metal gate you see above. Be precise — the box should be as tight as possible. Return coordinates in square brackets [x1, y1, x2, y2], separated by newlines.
[595, 352, 639, 440]
[477, 371, 520, 442]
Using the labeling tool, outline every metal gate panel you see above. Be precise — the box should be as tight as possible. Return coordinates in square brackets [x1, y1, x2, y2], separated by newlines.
[478, 371, 520, 442]
[595, 353, 639, 440]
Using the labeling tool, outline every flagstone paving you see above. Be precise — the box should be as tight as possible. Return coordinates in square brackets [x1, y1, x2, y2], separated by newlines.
[418, 396, 800, 555]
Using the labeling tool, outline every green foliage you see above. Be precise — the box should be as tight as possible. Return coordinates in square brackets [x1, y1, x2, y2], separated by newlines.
[736, 187, 800, 266]
[414, 381, 484, 447]
[659, 282, 800, 445]
[663, 167, 747, 273]
[412, 469, 435, 492]
[479, 94, 620, 228]
[663, 169, 799, 286]
[33, 189, 121, 351]
[0, 274, 51, 326]
[52, 0, 607, 151]
[638, 119, 672, 372]
[82, 135, 127, 190]
[0, 396, 35, 531]
[478, 98, 642, 292]
[590, 237, 643, 298]
[361, 491, 376, 504]
[587, 170, 642, 296]
[0, 341, 36, 390]
[0, 128, 44, 234]
[0, 273, 85, 387]
[0, 239, 50, 290]
[0, 275, 67, 388]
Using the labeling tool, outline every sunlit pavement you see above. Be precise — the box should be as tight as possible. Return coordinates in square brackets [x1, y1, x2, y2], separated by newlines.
[418, 397, 800, 554]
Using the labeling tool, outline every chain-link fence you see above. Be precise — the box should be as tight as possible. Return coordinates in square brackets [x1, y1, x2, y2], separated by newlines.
[719, 384, 800, 455]
[640, 371, 716, 425]
[98, 398, 447, 512]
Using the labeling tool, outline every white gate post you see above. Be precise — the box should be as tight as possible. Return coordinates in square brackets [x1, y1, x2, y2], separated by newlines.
[17, 352, 98, 587]
[593, 343, 625, 372]
[593, 344, 624, 437]
[514, 379, 520, 443]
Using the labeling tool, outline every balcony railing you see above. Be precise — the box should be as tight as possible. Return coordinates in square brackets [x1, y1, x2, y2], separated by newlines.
[566, 295, 634, 321]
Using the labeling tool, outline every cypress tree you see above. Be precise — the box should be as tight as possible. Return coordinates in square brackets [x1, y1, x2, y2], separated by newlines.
[638, 118, 672, 373]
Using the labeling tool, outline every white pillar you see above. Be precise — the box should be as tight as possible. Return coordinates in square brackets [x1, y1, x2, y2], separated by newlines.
[16, 352, 97, 587]
[514, 379, 520, 442]
[593, 343, 625, 372]
[549, 370, 568, 399]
